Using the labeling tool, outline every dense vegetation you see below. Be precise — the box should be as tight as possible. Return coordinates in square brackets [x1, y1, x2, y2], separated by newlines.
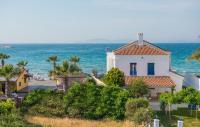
[21, 82, 129, 120]
[103, 68, 125, 87]
[0, 99, 41, 127]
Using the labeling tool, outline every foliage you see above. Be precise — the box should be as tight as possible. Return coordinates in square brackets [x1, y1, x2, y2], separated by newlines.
[21, 89, 65, 117]
[47, 55, 58, 70]
[132, 107, 153, 126]
[64, 83, 129, 120]
[103, 68, 125, 87]
[64, 83, 101, 119]
[128, 78, 149, 98]
[96, 86, 129, 119]
[0, 53, 10, 66]
[188, 48, 200, 61]
[84, 76, 96, 85]
[55, 59, 81, 77]
[175, 86, 198, 105]
[0, 64, 20, 96]
[125, 98, 149, 119]
[0, 99, 15, 114]
[69, 56, 80, 63]
[0, 109, 41, 127]
[17, 60, 28, 70]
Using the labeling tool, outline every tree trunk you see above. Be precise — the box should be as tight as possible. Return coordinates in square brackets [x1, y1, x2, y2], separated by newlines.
[1, 59, 4, 66]
[196, 105, 198, 120]
[169, 103, 171, 119]
[5, 81, 8, 97]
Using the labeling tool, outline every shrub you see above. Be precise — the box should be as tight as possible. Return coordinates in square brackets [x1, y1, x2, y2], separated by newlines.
[21, 89, 65, 117]
[0, 109, 40, 127]
[0, 99, 15, 114]
[96, 86, 129, 119]
[132, 107, 153, 126]
[103, 68, 125, 87]
[64, 83, 101, 119]
[125, 98, 149, 119]
[64, 83, 129, 120]
[128, 78, 149, 98]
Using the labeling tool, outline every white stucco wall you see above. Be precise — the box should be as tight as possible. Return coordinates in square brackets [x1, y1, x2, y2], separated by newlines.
[169, 71, 184, 91]
[183, 73, 200, 90]
[107, 52, 115, 71]
[150, 87, 171, 97]
[108, 54, 170, 76]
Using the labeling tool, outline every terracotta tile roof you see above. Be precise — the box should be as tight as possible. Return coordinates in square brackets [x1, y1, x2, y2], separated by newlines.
[125, 76, 175, 87]
[114, 40, 170, 55]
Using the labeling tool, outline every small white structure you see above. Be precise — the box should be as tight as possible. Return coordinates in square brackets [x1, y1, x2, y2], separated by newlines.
[107, 33, 183, 98]
[183, 73, 200, 90]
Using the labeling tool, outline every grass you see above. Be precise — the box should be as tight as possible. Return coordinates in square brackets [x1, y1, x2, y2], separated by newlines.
[155, 108, 200, 127]
[26, 116, 139, 127]
[25, 108, 200, 127]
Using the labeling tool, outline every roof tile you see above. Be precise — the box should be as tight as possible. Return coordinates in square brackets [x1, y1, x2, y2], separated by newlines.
[114, 40, 169, 55]
[125, 76, 175, 87]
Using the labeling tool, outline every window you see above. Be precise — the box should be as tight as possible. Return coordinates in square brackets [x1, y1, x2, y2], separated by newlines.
[147, 63, 155, 75]
[24, 78, 27, 83]
[130, 63, 137, 76]
[18, 82, 21, 86]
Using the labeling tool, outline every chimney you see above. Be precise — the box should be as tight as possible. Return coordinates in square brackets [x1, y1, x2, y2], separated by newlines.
[138, 33, 144, 45]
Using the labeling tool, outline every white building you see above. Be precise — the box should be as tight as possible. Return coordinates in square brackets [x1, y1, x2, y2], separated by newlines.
[107, 33, 183, 98]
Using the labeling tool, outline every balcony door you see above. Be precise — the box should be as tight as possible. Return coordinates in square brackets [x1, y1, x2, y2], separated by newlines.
[130, 63, 137, 76]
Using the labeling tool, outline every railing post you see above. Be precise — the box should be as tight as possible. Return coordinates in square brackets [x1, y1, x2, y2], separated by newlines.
[154, 119, 159, 127]
[177, 120, 183, 127]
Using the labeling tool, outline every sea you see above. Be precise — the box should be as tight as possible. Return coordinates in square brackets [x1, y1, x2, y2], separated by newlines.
[0, 43, 200, 79]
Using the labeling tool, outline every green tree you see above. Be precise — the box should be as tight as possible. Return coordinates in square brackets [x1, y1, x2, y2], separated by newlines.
[188, 48, 200, 61]
[0, 64, 20, 96]
[159, 93, 175, 118]
[0, 99, 15, 114]
[176, 87, 198, 116]
[69, 55, 80, 64]
[103, 68, 125, 87]
[47, 55, 58, 71]
[128, 78, 149, 98]
[96, 86, 129, 119]
[125, 98, 149, 119]
[17, 60, 28, 70]
[132, 108, 153, 126]
[0, 53, 10, 66]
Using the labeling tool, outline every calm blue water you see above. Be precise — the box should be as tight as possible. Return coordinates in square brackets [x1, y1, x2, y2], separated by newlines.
[0, 43, 200, 78]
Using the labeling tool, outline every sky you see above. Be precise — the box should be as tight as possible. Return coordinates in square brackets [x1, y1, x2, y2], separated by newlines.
[0, 0, 200, 43]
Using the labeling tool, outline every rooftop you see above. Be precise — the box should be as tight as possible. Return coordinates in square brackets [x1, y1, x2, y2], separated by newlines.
[113, 33, 170, 55]
[125, 76, 175, 87]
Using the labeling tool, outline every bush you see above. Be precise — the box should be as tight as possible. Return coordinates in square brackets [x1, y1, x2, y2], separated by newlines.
[132, 108, 153, 126]
[0, 109, 40, 127]
[64, 83, 101, 119]
[125, 98, 149, 119]
[64, 83, 129, 120]
[128, 78, 149, 98]
[103, 68, 125, 87]
[96, 86, 129, 119]
[21, 89, 65, 117]
[0, 99, 15, 114]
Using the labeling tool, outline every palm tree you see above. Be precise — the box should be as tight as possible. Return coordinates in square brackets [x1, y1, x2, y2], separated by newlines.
[55, 60, 69, 90]
[47, 55, 58, 71]
[0, 64, 20, 96]
[188, 48, 200, 61]
[17, 60, 28, 70]
[0, 53, 10, 66]
[69, 56, 80, 64]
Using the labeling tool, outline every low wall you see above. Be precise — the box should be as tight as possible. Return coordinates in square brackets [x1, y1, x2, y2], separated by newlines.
[169, 70, 184, 91]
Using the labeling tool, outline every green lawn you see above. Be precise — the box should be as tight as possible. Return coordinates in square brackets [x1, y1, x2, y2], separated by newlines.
[155, 108, 200, 127]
